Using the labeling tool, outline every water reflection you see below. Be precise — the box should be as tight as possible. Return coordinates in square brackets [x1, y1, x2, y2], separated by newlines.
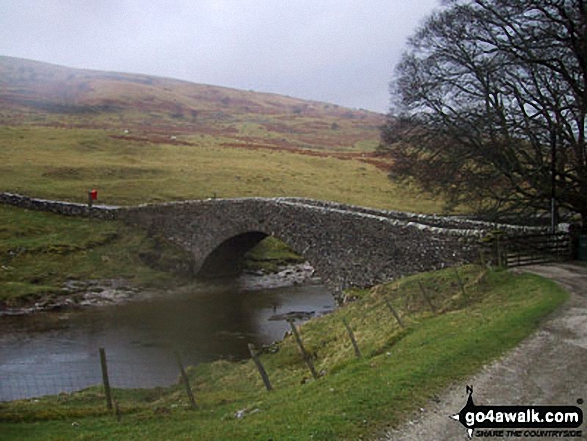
[0, 281, 334, 401]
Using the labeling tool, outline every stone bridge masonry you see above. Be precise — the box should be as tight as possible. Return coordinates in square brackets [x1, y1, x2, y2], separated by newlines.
[0, 193, 537, 295]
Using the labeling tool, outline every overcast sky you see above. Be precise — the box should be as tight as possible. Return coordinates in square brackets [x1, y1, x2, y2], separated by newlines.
[0, 0, 439, 113]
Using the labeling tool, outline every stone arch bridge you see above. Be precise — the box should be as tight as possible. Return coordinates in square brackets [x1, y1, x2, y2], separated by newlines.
[0, 194, 534, 294]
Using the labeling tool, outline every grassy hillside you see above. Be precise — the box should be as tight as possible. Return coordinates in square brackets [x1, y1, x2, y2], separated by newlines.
[0, 126, 444, 211]
[0, 56, 384, 153]
[0, 57, 448, 307]
[0, 56, 450, 212]
[0, 267, 568, 440]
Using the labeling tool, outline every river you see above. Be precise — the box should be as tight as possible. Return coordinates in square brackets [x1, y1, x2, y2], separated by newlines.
[0, 275, 335, 402]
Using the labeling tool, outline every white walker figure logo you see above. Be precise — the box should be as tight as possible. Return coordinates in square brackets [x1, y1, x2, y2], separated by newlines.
[450, 386, 584, 438]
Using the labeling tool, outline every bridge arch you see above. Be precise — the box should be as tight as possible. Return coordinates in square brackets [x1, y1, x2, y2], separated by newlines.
[196, 229, 325, 284]
[198, 231, 268, 278]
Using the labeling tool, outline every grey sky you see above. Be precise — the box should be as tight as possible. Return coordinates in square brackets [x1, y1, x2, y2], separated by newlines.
[0, 0, 439, 113]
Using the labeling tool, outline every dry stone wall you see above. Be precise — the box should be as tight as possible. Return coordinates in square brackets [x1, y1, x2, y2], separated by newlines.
[0, 192, 118, 220]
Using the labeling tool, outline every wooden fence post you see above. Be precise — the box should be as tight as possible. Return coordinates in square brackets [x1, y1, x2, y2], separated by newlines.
[115, 400, 122, 422]
[175, 350, 197, 410]
[287, 318, 319, 380]
[99, 347, 113, 412]
[479, 247, 486, 267]
[496, 235, 504, 267]
[417, 281, 436, 313]
[384, 296, 404, 328]
[342, 318, 361, 359]
[248, 343, 273, 392]
[454, 267, 467, 299]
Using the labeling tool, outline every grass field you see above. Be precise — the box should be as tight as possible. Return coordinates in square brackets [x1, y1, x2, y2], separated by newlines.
[0, 267, 568, 440]
[0, 57, 447, 212]
[0, 127, 566, 437]
[0, 126, 445, 212]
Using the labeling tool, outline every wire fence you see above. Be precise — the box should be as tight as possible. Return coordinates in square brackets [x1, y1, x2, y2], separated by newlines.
[1, 267, 483, 405]
[0, 283, 442, 403]
[0, 353, 181, 402]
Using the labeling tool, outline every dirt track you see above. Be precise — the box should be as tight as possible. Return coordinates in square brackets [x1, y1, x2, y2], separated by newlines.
[382, 263, 587, 440]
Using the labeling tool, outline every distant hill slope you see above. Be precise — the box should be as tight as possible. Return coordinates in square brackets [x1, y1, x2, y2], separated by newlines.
[0, 56, 385, 153]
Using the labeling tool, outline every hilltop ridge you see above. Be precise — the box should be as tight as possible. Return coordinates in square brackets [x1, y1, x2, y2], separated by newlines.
[0, 56, 384, 152]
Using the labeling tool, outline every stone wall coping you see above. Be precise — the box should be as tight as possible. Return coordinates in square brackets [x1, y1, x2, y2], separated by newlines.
[0, 192, 543, 237]
[118, 196, 542, 237]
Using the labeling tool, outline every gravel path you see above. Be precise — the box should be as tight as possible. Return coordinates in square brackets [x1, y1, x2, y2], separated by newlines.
[382, 263, 587, 440]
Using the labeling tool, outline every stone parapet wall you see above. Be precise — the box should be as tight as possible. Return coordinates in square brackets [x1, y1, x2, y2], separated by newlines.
[0, 192, 119, 220]
[275, 197, 543, 234]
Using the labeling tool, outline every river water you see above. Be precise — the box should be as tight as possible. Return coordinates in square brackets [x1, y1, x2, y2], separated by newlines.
[0, 277, 335, 401]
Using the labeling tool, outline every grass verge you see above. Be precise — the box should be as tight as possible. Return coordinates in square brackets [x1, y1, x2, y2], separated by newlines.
[0, 266, 568, 440]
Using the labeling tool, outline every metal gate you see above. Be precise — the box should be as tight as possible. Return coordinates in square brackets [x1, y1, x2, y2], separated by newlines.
[483, 232, 572, 268]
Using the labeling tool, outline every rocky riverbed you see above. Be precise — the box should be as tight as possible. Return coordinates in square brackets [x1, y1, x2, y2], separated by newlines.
[0, 279, 142, 316]
[239, 262, 320, 290]
[0, 262, 321, 316]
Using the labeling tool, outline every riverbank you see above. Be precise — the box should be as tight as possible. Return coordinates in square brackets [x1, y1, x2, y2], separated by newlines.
[0, 204, 190, 310]
[0, 204, 314, 315]
[0, 262, 321, 317]
[0, 278, 141, 316]
[0, 265, 569, 440]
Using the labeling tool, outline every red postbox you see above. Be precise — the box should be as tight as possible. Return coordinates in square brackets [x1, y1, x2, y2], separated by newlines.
[88, 189, 98, 207]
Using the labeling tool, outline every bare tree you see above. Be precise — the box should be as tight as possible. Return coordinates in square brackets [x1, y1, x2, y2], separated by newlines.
[381, 0, 587, 227]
